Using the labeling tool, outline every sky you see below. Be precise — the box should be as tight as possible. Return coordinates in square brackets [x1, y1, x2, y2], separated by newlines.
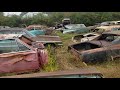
[4, 12, 21, 16]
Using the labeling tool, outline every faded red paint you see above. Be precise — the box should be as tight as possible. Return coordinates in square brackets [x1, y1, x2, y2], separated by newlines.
[0, 51, 40, 73]
[0, 38, 48, 74]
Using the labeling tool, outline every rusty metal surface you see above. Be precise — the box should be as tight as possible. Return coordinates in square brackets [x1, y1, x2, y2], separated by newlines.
[72, 33, 100, 43]
[30, 35, 62, 43]
[94, 25, 120, 32]
[87, 41, 112, 46]
[0, 51, 40, 74]
[26, 25, 48, 30]
[102, 31, 120, 35]
[69, 41, 120, 63]
[69, 31, 120, 63]
[0, 67, 102, 78]
[0, 38, 48, 74]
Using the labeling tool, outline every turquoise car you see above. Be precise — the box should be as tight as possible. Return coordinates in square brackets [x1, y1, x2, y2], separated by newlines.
[28, 30, 45, 36]
[62, 24, 89, 34]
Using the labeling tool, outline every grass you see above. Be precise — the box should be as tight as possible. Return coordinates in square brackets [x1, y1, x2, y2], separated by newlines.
[42, 45, 58, 72]
[43, 31, 120, 78]
[1, 31, 120, 78]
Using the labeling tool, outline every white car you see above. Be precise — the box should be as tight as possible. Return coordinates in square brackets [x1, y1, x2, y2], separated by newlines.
[72, 33, 100, 42]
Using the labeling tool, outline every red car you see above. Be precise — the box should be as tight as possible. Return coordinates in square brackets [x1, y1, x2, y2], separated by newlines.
[0, 38, 48, 74]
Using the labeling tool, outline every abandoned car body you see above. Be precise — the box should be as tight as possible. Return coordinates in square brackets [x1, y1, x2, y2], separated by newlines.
[68, 31, 120, 63]
[72, 33, 100, 43]
[61, 24, 89, 34]
[100, 21, 120, 26]
[0, 38, 48, 74]
[92, 25, 120, 33]
[26, 25, 53, 35]
[19, 35, 63, 47]
[0, 67, 103, 78]
[0, 28, 63, 47]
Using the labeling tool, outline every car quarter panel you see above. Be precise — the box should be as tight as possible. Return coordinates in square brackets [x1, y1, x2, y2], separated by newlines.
[0, 51, 40, 74]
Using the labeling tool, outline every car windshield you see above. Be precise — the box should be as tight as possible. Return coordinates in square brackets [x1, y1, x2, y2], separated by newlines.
[0, 39, 30, 54]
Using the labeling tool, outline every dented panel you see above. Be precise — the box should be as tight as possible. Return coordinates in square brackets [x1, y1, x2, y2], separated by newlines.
[0, 38, 48, 74]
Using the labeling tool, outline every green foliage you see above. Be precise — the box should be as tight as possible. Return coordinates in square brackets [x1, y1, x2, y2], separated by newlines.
[1, 12, 120, 27]
[43, 45, 58, 72]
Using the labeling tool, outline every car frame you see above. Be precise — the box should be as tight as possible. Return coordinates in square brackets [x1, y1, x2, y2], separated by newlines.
[68, 31, 120, 63]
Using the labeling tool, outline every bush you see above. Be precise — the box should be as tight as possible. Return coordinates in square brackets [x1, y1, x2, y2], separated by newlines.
[43, 45, 58, 72]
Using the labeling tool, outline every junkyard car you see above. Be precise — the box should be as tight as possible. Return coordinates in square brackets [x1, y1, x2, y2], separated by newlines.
[92, 25, 120, 33]
[72, 33, 100, 43]
[61, 24, 89, 34]
[0, 38, 48, 74]
[0, 67, 103, 78]
[68, 31, 120, 63]
[0, 28, 63, 47]
[100, 21, 120, 26]
[26, 25, 53, 35]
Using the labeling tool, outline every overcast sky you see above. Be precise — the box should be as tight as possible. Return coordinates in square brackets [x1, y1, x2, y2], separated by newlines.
[4, 12, 21, 16]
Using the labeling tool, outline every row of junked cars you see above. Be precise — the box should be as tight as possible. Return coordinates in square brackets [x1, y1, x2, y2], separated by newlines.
[1, 20, 120, 78]
[67, 21, 120, 63]
[0, 25, 104, 78]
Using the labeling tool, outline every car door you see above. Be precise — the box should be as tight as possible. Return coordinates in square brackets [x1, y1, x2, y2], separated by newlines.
[0, 39, 40, 74]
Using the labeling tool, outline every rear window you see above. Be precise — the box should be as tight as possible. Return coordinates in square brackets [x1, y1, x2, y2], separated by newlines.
[0, 39, 30, 54]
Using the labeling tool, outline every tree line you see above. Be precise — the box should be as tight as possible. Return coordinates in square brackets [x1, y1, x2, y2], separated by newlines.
[0, 12, 120, 27]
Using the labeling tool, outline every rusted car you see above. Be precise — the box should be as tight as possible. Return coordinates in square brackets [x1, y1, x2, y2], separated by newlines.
[19, 35, 62, 47]
[0, 67, 103, 78]
[0, 28, 63, 47]
[92, 25, 120, 33]
[100, 21, 120, 26]
[72, 33, 100, 43]
[68, 31, 120, 63]
[26, 25, 53, 35]
[0, 38, 48, 74]
[61, 24, 89, 34]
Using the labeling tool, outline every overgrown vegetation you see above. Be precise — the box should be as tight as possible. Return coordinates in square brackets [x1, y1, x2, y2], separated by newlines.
[1, 12, 120, 77]
[44, 31, 120, 78]
[43, 45, 58, 72]
[1, 12, 120, 27]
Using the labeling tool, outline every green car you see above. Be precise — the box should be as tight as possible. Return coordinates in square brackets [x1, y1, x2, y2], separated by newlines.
[62, 24, 89, 34]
